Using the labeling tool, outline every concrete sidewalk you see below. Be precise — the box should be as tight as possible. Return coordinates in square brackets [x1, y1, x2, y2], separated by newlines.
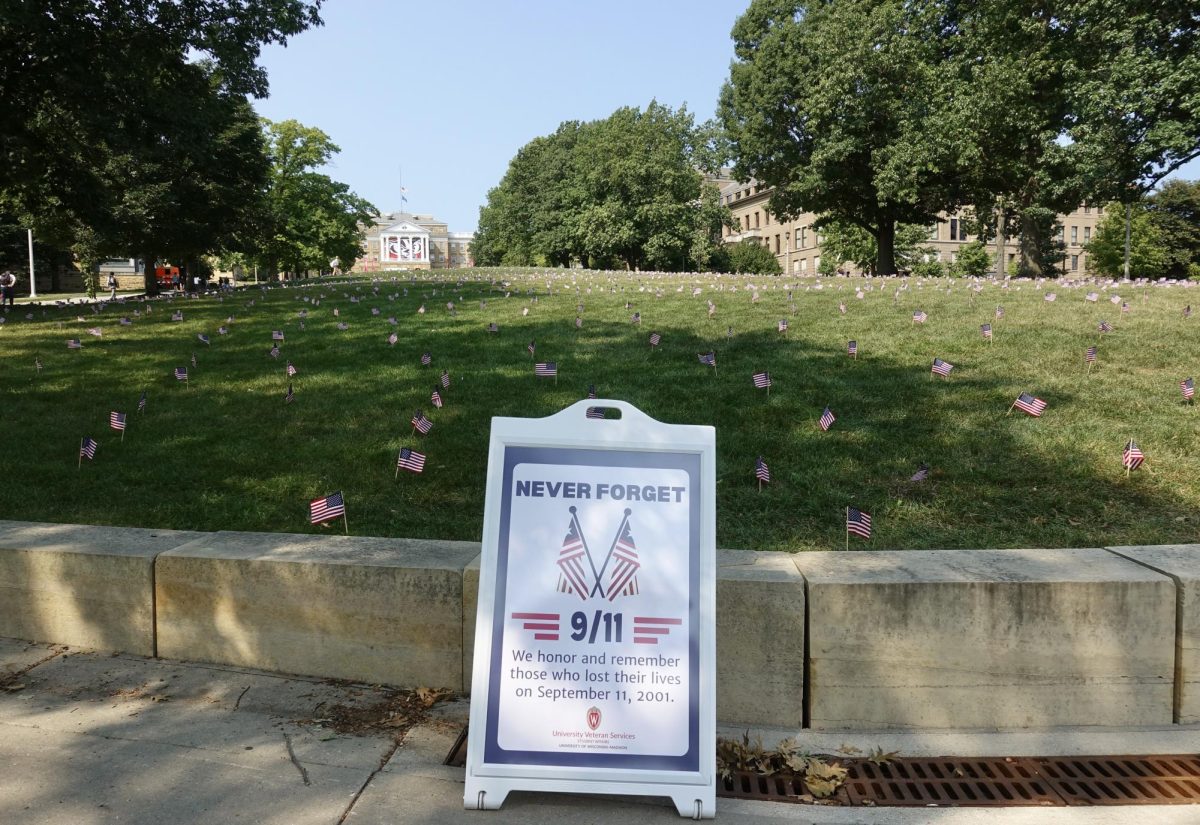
[2, 638, 1198, 825]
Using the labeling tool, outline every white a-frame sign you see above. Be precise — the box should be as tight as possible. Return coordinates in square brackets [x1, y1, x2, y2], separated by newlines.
[465, 400, 717, 818]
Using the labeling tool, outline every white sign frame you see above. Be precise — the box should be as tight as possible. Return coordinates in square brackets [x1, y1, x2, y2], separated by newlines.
[465, 400, 716, 819]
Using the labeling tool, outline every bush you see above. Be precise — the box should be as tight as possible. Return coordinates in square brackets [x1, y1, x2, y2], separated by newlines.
[723, 240, 782, 275]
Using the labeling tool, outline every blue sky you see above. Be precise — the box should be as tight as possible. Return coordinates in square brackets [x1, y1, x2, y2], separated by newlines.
[254, 0, 1199, 234]
[254, 0, 746, 232]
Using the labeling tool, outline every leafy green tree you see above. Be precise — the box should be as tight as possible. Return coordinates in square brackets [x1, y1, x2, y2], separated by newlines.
[812, 219, 933, 275]
[474, 103, 730, 271]
[721, 240, 781, 275]
[254, 120, 376, 278]
[1085, 201, 1168, 278]
[950, 241, 993, 279]
[1148, 179, 1200, 279]
[720, 0, 968, 276]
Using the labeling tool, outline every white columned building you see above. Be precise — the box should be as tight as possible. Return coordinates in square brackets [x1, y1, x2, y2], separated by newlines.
[378, 219, 431, 266]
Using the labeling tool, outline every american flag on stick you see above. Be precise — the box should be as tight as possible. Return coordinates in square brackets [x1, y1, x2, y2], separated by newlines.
[137, 391, 147, 413]
[981, 323, 992, 339]
[412, 409, 433, 434]
[87, 327, 102, 337]
[1012, 392, 1047, 417]
[271, 330, 285, 341]
[78, 437, 98, 465]
[535, 362, 557, 378]
[910, 463, 930, 482]
[109, 411, 126, 433]
[752, 371, 772, 389]
[697, 351, 716, 368]
[755, 456, 770, 486]
[198, 334, 210, 345]
[1086, 346, 1097, 364]
[1123, 440, 1144, 472]
[309, 491, 346, 530]
[995, 305, 1005, 319]
[421, 351, 432, 366]
[778, 319, 788, 333]
[527, 340, 535, 356]
[1044, 292, 1057, 302]
[67, 339, 82, 349]
[284, 384, 294, 404]
[913, 310, 927, 323]
[441, 370, 450, 389]
[396, 447, 426, 475]
[846, 507, 872, 542]
[174, 367, 188, 382]
[487, 322, 498, 333]
[848, 340, 857, 358]
[1182, 377, 1195, 400]
[431, 387, 443, 408]
[931, 358, 954, 377]
[269, 345, 280, 358]
[387, 332, 398, 345]
[172, 311, 183, 321]
[818, 406, 836, 431]
[649, 331, 661, 347]
[1099, 320, 1113, 333]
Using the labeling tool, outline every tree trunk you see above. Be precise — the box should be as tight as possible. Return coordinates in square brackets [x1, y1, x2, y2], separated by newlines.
[876, 219, 897, 276]
[1018, 221, 1044, 278]
[142, 254, 160, 296]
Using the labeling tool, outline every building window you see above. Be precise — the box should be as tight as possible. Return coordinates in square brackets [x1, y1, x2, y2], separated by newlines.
[950, 218, 958, 240]
[1084, 226, 1091, 243]
[765, 212, 770, 226]
[930, 224, 939, 241]
[1084, 205, 1090, 214]
[1071, 254, 1079, 271]
[800, 258, 808, 272]
[813, 256, 821, 272]
[1058, 226, 1065, 242]
[775, 234, 780, 254]
[755, 212, 760, 229]
[793, 260, 801, 273]
[1071, 226, 1078, 245]
[800, 227, 808, 248]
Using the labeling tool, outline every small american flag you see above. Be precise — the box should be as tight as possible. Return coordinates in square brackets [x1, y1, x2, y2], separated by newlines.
[575, 316, 582, 329]
[1182, 377, 1195, 400]
[421, 352, 432, 366]
[67, 339, 82, 349]
[535, 362, 557, 377]
[1123, 440, 1144, 471]
[172, 311, 183, 321]
[839, 302, 847, 315]
[309, 491, 345, 524]
[336, 322, 349, 330]
[910, 463, 930, 482]
[137, 391, 147, 412]
[1185, 305, 1192, 319]
[397, 447, 426, 473]
[697, 352, 716, 367]
[109, 411, 126, 431]
[1086, 292, 1099, 302]
[441, 370, 450, 389]
[527, 340, 535, 356]
[1110, 294, 1121, 305]
[174, 367, 188, 381]
[80, 437, 98, 460]
[931, 358, 954, 376]
[417, 304, 425, 314]
[412, 410, 433, 434]
[119, 317, 132, 325]
[755, 456, 770, 483]
[387, 332, 398, 345]
[218, 326, 228, 335]
[848, 340, 857, 356]
[431, 387, 443, 408]
[190, 352, 197, 367]
[708, 304, 715, 317]
[198, 334, 210, 345]
[995, 305, 1005, 319]
[692, 287, 702, 297]
[752, 371, 772, 389]
[649, 332, 661, 347]
[1044, 292, 1056, 302]
[631, 312, 640, 324]
[372, 307, 380, 315]
[726, 325, 733, 338]
[487, 322, 498, 333]
[1121, 301, 1130, 313]
[818, 406, 836, 431]
[271, 330, 285, 342]
[981, 324, 993, 339]
[846, 507, 872, 538]
[87, 327, 102, 337]
[1099, 320, 1113, 332]
[1013, 392, 1047, 416]
[35, 357, 42, 372]
[522, 307, 529, 316]
[587, 384, 597, 399]
[284, 384, 294, 403]
[778, 319, 788, 332]
[334, 308, 340, 316]
[913, 310, 927, 323]
[1086, 346, 1097, 363]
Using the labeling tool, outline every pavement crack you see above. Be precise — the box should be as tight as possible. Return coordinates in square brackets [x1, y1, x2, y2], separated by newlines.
[0, 645, 66, 687]
[283, 732, 312, 786]
[234, 685, 251, 710]
[335, 738, 401, 825]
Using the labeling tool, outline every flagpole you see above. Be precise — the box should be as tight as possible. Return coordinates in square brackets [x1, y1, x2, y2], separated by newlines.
[343, 509, 349, 535]
[845, 508, 849, 552]
[78, 438, 82, 470]
[1006, 400, 1016, 416]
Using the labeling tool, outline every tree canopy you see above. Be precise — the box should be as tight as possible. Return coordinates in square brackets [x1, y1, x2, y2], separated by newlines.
[473, 103, 732, 271]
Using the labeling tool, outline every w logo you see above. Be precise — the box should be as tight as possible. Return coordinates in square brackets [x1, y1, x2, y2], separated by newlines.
[555, 507, 641, 602]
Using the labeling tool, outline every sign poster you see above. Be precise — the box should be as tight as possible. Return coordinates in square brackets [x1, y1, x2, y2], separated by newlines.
[465, 401, 715, 818]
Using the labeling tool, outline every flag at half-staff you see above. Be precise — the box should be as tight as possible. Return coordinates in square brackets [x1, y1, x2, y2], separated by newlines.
[556, 507, 595, 600]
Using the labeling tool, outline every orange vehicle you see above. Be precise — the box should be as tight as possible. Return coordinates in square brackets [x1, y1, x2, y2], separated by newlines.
[154, 265, 180, 286]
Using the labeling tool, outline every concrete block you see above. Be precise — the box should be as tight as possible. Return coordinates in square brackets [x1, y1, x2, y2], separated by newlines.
[463, 554, 480, 695]
[794, 548, 1175, 730]
[155, 531, 479, 690]
[1106, 544, 1200, 724]
[0, 520, 200, 656]
[716, 550, 805, 727]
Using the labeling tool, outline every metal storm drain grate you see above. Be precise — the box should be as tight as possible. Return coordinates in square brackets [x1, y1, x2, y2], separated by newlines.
[718, 755, 1200, 807]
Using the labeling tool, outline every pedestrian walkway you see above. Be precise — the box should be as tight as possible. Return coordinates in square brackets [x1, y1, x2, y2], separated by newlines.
[2, 638, 1198, 824]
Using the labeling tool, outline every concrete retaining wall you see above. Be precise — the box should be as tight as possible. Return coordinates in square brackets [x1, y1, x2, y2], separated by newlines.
[0, 519, 1191, 731]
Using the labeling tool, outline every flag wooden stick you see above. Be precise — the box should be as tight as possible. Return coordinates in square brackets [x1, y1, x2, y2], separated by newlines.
[342, 510, 349, 535]
[758, 477, 762, 493]
[120, 428, 124, 442]
[1005, 400, 1017, 416]
[78, 438, 82, 470]
[1126, 436, 1132, 479]
[845, 507, 849, 552]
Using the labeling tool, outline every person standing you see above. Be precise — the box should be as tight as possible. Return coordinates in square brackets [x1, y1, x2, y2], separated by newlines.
[107, 272, 117, 300]
[0, 271, 15, 311]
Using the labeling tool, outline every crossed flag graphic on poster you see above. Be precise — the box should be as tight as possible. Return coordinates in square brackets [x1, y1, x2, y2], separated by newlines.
[555, 506, 640, 602]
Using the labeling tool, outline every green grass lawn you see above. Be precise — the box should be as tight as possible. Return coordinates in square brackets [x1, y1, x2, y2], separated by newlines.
[1, 270, 1197, 552]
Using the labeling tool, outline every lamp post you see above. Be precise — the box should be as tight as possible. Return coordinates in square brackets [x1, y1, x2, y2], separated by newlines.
[27, 229, 37, 298]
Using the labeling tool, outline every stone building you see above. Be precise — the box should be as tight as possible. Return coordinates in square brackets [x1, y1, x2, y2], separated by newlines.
[354, 211, 473, 272]
[718, 180, 1105, 276]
